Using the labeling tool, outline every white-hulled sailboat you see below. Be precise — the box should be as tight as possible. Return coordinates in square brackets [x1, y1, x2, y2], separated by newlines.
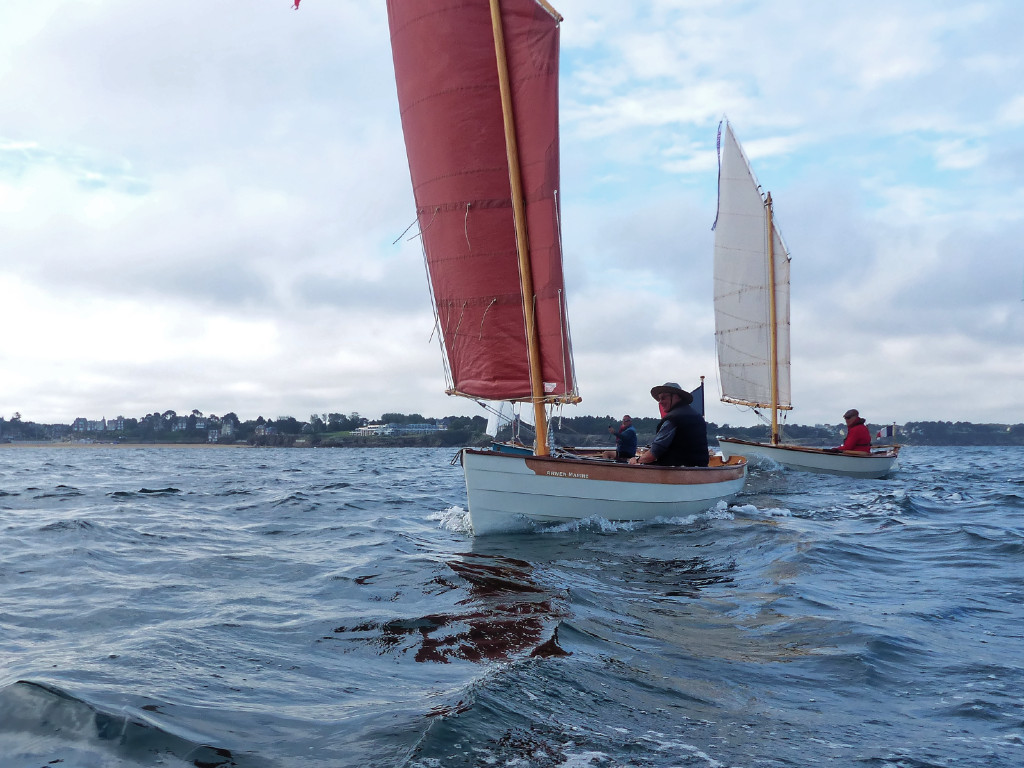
[712, 121, 899, 479]
[386, 0, 747, 535]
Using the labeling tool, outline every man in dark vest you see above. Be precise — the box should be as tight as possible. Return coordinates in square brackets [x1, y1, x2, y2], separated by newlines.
[629, 382, 709, 467]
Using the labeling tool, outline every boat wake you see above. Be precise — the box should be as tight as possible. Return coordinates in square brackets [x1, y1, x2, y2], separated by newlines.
[536, 503, 736, 535]
[731, 502, 794, 518]
[429, 505, 472, 533]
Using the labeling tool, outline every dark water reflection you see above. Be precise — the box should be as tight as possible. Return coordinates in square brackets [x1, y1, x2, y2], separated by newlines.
[332, 552, 569, 664]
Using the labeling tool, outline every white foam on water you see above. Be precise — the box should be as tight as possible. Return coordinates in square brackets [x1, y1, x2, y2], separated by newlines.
[429, 505, 472, 533]
[638, 731, 726, 767]
[433, 499, 742, 537]
[730, 502, 792, 517]
[537, 507, 730, 535]
[552, 749, 611, 767]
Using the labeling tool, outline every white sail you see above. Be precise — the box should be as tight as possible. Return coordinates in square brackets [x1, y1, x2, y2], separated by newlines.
[484, 401, 534, 437]
[713, 122, 792, 410]
[485, 402, 512, 438]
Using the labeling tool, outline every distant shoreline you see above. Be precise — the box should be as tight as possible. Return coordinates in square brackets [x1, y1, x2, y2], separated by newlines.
[0, 441, 461, 449]
[0, 442, 247, 449]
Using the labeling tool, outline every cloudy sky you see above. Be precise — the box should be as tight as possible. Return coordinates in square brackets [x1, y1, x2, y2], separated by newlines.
[2, 0, 1022, 428]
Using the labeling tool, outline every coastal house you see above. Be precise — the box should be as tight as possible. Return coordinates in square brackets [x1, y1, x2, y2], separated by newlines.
[72, 417, 120, 434]
[379, 423, 447, 436]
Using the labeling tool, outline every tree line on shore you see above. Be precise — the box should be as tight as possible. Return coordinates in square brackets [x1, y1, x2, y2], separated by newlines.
[546, 416, 1024, 447]
[0, 411, 489, 448]
[2, 411, 1024, 447]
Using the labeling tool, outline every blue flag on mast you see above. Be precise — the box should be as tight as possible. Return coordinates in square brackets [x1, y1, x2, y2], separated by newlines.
[691, 380, 705, 417]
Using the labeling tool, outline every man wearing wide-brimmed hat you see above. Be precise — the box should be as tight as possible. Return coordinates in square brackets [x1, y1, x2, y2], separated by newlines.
[629, 382, 709, 467]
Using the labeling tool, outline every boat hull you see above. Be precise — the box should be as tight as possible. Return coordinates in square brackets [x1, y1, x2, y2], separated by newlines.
[461, 449, 747, 536]
[717, 437, 899, 478]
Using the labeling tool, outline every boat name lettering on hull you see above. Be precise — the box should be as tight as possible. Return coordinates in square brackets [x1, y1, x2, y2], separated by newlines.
[545, 470, 590, 479]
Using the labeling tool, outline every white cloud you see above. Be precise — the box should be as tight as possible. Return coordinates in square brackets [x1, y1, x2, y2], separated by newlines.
[997, 94, 1024, 126]
[1, 0, 1022, 427]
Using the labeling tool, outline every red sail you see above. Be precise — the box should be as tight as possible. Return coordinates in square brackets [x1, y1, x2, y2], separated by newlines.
[387, 0, 576, 402]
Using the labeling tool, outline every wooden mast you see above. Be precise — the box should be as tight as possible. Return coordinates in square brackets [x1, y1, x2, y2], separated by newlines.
[765, 192, 781, 445]
[489, 0, 551, 455]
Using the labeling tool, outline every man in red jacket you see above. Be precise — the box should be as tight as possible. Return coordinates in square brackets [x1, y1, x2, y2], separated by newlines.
[835, 408, 872, 452]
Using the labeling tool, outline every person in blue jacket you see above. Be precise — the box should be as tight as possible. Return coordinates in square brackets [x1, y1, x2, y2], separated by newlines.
[602, 415, 637, 461]
[630, 382, 709, 467]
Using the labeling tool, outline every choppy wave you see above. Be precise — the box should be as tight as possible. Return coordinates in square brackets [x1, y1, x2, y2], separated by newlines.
[0, 680, 254, 768]
[1, 445, 1021, 767]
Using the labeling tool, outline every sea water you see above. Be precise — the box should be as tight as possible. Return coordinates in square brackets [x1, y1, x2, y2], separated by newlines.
[0, 444, 1021, 767]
